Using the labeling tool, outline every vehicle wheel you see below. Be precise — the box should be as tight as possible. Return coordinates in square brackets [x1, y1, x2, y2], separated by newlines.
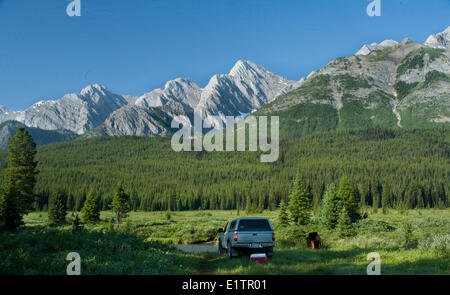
[227, 241, 233, 259]
[218, 239, 225, 256]
[266, 247, 273, 258]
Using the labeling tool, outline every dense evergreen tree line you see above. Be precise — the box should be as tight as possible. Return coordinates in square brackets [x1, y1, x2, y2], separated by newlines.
[0, 127, 448, 212]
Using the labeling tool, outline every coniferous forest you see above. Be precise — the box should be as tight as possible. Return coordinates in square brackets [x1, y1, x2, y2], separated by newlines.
[0, 126, 447, 213]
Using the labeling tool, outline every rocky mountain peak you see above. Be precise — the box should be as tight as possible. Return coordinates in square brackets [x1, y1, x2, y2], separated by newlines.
[79, 84, 113, 103]
[356, 39, 399, 56]
[229, 60, 260, 76]
[425, 26, 450, 50]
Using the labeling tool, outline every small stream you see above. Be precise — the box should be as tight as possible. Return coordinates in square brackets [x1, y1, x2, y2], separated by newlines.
[174, 241, 217, 254]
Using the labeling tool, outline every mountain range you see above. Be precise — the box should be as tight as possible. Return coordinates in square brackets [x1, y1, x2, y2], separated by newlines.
[256, 34, 450, 136]
[0, 26, 449, 144]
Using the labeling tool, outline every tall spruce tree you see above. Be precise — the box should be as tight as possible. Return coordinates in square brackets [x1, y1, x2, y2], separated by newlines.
[0, 127, 38, 231]
[337, 175, 361, 223]
[0, 178, 22, 230]
[319, 183, 341, 229]
[277, 199, 289, 226]
[110, 183, 130, 224]
[288, 175, 311, 225]
[48, 192, 67, 225]
[81, 189, 100, 222]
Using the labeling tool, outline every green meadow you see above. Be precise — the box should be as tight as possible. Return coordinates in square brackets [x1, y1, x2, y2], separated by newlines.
[1, 209, 448, 275]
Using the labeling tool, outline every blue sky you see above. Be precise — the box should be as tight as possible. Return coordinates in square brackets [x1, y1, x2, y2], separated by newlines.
[0, 0, 448, 110]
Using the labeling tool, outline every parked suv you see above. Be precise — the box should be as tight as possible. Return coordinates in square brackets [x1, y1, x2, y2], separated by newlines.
[218, 217, 275, 258]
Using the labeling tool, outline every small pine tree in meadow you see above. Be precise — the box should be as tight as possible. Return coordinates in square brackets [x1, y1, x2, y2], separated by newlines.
[48, 192, 67, 225]
[278, 199, 289, 227]
[288, 175, 311, 225]
[81, 189, 100, 222]
[71, 214, 83, 232]
[400, 222, 414, 248]
[110, 183, 130, 225]
[337, 206, 354, 237]
[319, 183, 341, 229]
[337, 175, 361, 223]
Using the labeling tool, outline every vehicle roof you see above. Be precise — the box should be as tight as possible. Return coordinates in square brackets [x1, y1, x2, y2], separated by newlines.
[233, 217, 270, 221]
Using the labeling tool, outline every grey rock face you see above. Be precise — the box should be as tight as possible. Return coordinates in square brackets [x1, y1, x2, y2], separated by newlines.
[136, 78, 202, 110]
[104, 60, 304, 136]
[425, 26, 450, 50]
[95, 105, 175, 137]
[196, 60, 304, 121]
[1, 61, 303, 137]
[1, 84, 128, 135]
[134, 60, 303, 121]
[0, 105, 25, 123]
[24, 84, 128, 135]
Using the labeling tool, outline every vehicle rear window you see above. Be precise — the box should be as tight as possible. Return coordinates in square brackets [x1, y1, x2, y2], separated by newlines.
[237, 219, 271, 231]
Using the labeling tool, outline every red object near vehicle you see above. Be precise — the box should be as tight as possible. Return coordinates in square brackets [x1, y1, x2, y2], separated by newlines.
[250, 253, 267, 264]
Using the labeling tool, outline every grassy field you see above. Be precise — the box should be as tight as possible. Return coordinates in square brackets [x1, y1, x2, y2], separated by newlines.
[0, 209, 449, 275]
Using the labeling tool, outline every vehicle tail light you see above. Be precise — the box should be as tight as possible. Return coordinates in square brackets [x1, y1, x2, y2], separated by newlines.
[234, 233, 238, 242]
[272, 233, 275, 241]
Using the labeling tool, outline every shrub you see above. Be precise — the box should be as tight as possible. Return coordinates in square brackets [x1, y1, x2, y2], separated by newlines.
[338, 235, 400, 250]
[411, 216, 450, 228]
[71, 214, 83, 232]
[418, 234, 450, 255]
[355, 219, 396, 233]
[399, 222, 416, 248]
[276, 225, 307, 246]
